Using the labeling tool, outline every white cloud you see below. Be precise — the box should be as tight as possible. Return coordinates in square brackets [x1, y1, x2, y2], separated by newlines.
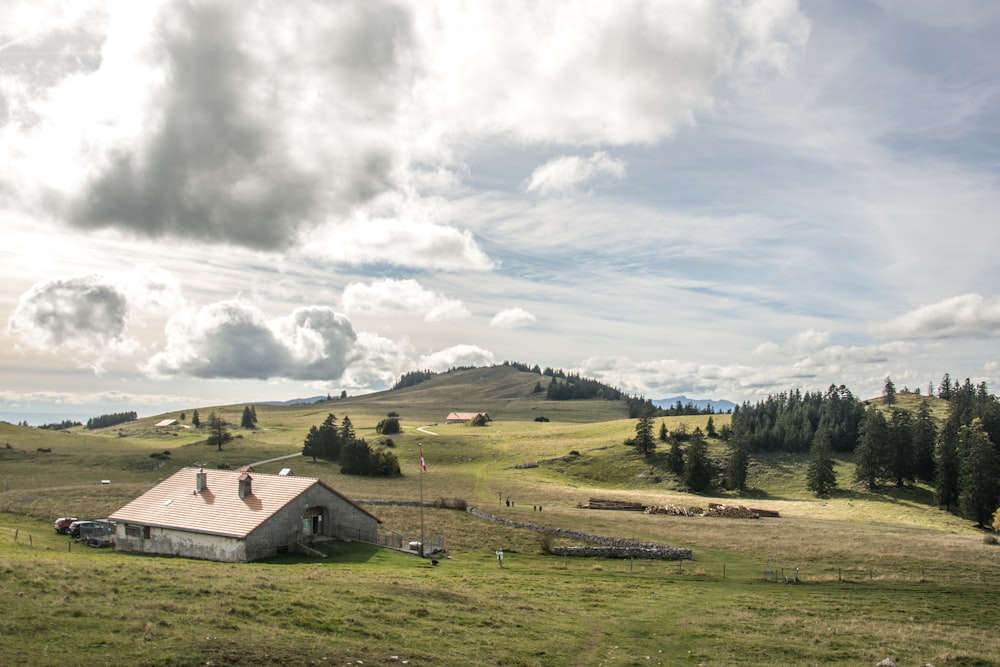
[142, 301, 357, 380]
[418, 344, 494, 372]
[525, 152, 626, 195]
[337, 331, 415, 391]
[878, 294, 1000, 340]
[490, 307, 537, 329]
[410, 0, 809, 146]
[305, 216, 494, 272]
[1, 1, 808, 257]
[123, 264, 186, 312]
[7, 274, 136, 357]
[342, 278, 470, 321]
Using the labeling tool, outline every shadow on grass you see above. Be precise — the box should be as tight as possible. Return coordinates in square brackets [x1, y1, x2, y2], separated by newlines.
[264, 540, 384, 565]
[825, 483, 938, 509]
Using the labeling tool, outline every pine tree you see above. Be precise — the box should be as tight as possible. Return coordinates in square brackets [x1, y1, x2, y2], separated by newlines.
[206, 412, 232, 451]
[191, 409, 201, 428]
[320, 414, 341, 460]
[302, 425, 323, 462]
[957, 418, 1000, 527]
[631, 410, 656, 458]
[883, 377, 897, 405]
[705, 415, 717, 438]
[935, 416, 961, 511]
[806, 427, 837, 496]
[887, 408, 914, 487]
[725, 436, 750, 492]
[667, 440, 684, 476]
[683, 433, 713, 492]
[854, 406, 887, 489]
[340, 415, 356, 445]
[912, 400, 937, 482]
[658, 421, 669, 442]
[241, 406, 256, 429]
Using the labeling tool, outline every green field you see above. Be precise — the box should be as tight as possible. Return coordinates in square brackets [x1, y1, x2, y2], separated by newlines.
[1, 367, 998, 666]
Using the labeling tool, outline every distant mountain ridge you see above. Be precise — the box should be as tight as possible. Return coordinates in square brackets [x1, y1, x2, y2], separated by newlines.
[653, 396, 736, 413]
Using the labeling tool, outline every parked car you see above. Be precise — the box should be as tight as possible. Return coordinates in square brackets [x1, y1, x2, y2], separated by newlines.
[68, 520, 100, 538]
[54, 517, 78, 534]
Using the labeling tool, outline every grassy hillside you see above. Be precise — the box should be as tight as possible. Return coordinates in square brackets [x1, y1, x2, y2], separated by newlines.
[1, 366, 999, 666]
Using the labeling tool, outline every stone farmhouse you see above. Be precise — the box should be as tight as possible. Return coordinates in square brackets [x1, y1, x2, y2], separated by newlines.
[109, 466, 380, 562]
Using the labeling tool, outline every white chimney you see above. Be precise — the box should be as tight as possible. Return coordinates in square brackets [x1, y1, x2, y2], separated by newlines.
[195, 468, 207, 493]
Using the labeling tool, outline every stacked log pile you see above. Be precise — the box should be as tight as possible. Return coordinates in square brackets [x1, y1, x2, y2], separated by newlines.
[704, 503, 759, 519]
[583, 498, 779, 519]
[580, 498, 647, 511]
[644, 504, 703, 517]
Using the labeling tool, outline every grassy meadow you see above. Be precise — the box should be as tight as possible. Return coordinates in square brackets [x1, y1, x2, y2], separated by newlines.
[1, 367, 999, 666]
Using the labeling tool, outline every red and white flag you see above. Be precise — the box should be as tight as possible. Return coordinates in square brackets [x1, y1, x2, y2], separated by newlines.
[419, 448, 427, 472]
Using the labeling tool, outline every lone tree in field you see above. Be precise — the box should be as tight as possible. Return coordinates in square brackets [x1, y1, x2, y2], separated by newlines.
[628, 409, 656, 458]
[240, 405, 258, 429]
[883, 376, 897, 405]
[376, 412, 402, 435]
[206, 412, 233, 451]
[806, 426, 837, 496]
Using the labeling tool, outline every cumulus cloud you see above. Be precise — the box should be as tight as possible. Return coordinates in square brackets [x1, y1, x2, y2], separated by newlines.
[142, 301, 357, 380]
[490, 307, 537, 329]
[337, 331, 415, 391]
[2, 0, 807, 258]
[411, 1, 809, 145]
[525, 152, 626, 195]
[418, 344, 494, 372]
[342, 278, 470, 321]
[7, 274, 135, 356]
[878, 294, 1000, 340]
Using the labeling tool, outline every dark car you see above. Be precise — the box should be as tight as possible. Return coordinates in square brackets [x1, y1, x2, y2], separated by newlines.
[68, 520, 100, 538]
[54, 517, 78, 534]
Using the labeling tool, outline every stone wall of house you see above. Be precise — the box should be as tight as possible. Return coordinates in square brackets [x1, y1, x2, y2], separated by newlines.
[244, 484, 379, 561]
[115, 524, 246, 561]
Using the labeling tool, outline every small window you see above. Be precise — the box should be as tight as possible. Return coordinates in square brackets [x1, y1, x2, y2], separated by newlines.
[125, 524, 143, 539]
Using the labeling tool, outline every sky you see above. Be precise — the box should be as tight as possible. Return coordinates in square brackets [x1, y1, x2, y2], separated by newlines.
[2, 0, 999, 423]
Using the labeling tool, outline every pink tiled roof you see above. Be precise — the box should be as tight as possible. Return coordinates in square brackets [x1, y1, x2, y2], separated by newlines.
[110, 467, 373, 538]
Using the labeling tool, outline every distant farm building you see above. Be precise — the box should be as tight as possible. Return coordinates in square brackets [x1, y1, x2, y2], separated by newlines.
[109, 467, 380, 562]
[155, 419, 178, 427]
[445, 412, 491, 424]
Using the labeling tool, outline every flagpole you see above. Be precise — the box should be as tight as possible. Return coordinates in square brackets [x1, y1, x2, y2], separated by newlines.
[419, 444, 425, 558]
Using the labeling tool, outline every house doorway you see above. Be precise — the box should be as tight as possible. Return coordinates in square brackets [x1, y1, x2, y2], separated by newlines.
[302, 507, 328, 536]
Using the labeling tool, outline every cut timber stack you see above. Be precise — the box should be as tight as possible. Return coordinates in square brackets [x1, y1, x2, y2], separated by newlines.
[644, 504, 703, 517]
[582, 498, 647, 511]
[705, 503, 759, 519]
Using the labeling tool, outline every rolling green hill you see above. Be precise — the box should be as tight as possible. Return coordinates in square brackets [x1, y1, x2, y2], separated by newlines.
[1, 365, 999, 666]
